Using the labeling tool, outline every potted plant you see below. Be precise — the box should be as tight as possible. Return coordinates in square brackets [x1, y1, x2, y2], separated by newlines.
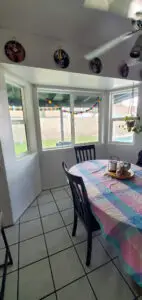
[124, 115, 140, 132]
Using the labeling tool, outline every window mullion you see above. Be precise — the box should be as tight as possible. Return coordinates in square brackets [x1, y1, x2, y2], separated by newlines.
[70, 94, 75, 145]
[60, 107, 64, 142]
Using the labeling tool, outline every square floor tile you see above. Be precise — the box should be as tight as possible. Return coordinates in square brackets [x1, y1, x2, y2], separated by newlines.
[3, 271, 18, 300]
[31, 200, 38, 207]
[0, 225, 19, 248]
[42, 213, 64, 233]
[39, 202, 58, 217]
[61, 208, 74, 225]
[19, 259, 54, 300]
[38, 192, 54, 206]
[88, 261, 134, 300]
[114, 258, 138, 296]
[20, 206, 39, 223]
[98, 235, 118, 259]
[44, 294, 56, 300]
[0, 243, 18, 275]
[20, 235, 47, 267]
[52, 189, 69, 200]
[57, 276, 95, 300]
[45, 227, 72, 255]
[75, 237, 110, 273]
[50, 247, 84, 289]
[20, 218, 43, 241]
[56, 198, 73, 211]
[67, 222, 87, 244]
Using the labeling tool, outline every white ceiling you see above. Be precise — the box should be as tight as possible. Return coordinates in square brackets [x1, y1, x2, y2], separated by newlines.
[2, 63, 139, 90]
[0, 0, 132, 48]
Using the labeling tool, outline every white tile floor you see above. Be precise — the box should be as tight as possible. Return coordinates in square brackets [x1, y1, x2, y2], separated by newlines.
[0, 186, 141, 300]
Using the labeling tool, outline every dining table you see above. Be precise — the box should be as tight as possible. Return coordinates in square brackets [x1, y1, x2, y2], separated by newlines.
[69, 159, 142, 288]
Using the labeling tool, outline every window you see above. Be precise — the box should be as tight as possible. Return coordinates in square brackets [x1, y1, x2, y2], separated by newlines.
[38, 91, 71, 149]
[110, 89, 138, 143]
[38, 90, 100, 149]
[74, 96, 99, 144]
[6, 83, 28, 156]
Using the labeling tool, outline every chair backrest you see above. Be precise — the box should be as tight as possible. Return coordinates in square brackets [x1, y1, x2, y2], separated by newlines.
[137, 150, 142, 167]
[62, 162, 92, 227]
[75, 144, 96, 163]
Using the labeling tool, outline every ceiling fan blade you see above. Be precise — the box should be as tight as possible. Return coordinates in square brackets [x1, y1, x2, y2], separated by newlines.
[85, 30, 139, 60]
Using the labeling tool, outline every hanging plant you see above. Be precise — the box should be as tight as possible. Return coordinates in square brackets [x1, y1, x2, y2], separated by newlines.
[119, 83, 142, 134]
[123, 115, 142, 133]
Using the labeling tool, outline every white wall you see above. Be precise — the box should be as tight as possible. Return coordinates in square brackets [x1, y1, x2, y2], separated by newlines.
[0, 70, 41, 225]
[106, 84, 142, 163]
[41, 145, 107, 189]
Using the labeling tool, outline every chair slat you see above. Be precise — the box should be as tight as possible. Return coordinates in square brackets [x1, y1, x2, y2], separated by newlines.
[75, 145, 96, 163]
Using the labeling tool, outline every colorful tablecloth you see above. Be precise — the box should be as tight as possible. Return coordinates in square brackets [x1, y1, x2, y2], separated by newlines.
[70, 160, 142, 287]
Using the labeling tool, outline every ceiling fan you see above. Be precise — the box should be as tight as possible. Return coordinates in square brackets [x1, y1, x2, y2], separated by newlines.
[84, 0, 142, 61]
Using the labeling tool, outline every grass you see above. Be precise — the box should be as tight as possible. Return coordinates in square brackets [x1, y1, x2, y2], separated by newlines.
[15, 136, 98, 155]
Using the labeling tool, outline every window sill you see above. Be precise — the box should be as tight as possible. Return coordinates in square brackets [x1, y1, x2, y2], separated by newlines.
[42, 141, 103, 152]
[108, 141, 135, 146]
[16, 151, 37, 161]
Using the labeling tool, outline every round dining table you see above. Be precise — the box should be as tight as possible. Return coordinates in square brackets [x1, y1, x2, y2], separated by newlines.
[69, 160, 142, 288]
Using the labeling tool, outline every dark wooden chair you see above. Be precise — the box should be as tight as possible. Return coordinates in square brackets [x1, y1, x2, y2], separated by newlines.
[75, 144, 96, 163]
[136, 150, 142, 167]
[62, 162, 100, 266]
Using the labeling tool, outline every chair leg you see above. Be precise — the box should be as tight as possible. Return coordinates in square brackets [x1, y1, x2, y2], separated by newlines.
[72, 211, 78, 236]
[1, 228, 13, 265]
[86, 231, 92, 266]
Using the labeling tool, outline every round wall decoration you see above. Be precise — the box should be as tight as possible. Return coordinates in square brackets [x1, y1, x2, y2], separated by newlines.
[54, 49, 70, 68]
[89, 57, 102, 74]
[4, 40, 26, 63]
[119, 63, 129, 78]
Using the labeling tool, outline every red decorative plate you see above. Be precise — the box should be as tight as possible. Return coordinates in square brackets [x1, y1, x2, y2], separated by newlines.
[4, 40, 26, 63]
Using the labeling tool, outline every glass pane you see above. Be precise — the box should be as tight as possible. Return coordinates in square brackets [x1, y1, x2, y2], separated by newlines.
[38, 91, 71, 148]
[6, 83, 28, 156]
[112, 89, 138, 118]
[39, 109, 61, 148]
[12, 123, 28, 155]
[112, 120, 133, 143]
[74, 95, 99, 144]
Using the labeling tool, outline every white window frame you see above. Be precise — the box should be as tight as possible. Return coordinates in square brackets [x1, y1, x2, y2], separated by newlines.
[6, 81, 30, 157]
[37, 87, 103, 150]
[109, 88, 139, 145]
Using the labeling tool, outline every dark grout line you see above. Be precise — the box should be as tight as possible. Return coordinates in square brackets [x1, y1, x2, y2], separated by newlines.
[37, 197, 58, 300]
[42, 184, 68, 192]
[18, 204, 73, 226]
[40, 274, 86, 300]
[112, 258, 137, 298]
[20, 216, 41, 225]
[50, 189, 98, 300]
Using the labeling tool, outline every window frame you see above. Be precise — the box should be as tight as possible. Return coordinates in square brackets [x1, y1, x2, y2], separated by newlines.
[6, 80, 30, 157]
[37, 88, 103, 150]
[109, 88, 139, 145]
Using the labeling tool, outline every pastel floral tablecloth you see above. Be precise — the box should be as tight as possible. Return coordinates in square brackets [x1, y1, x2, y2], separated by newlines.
[70, 160, 142, 287]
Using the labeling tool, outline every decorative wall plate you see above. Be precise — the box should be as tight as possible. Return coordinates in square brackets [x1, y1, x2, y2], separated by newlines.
[54, 49, 70, 68]
[89, 57, 102, 74]
[4, 40, 25, 63]
[119, 63, 129, 78]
